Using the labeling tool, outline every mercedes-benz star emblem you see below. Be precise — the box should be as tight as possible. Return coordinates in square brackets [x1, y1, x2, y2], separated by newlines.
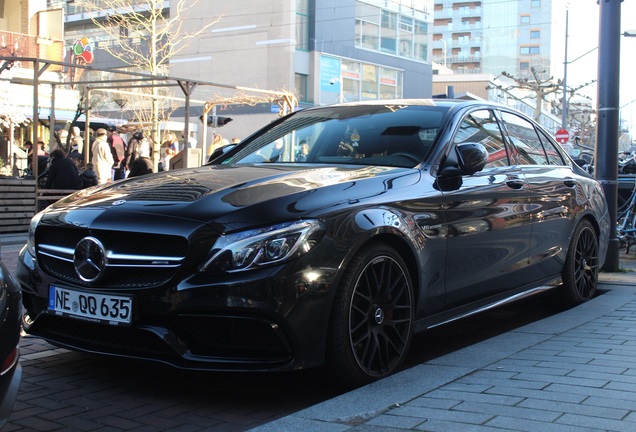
[74, 237, 106, 282]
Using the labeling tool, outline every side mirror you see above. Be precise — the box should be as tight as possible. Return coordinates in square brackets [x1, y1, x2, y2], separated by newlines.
[457, 142, 488, 175]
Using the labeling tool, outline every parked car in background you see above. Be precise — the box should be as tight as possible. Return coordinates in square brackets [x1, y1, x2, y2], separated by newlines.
[16, 99, 610, 387]
[0, 243, 22, 428]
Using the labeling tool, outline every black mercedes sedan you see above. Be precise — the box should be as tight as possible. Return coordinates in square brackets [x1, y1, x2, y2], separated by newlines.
[16, 100, 610, 387]
[0, 244, 22, 428]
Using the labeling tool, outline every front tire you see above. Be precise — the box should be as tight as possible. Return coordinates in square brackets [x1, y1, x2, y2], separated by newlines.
[561, 220, 599, 307]
[326, 243, 414, 387]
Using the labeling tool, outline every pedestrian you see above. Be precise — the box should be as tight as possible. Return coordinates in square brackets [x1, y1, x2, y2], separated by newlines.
[160, 132, 178, 171]
[37, 138, 48, 156]
[160, 146, 175, 171]
[70, 126, 84, 155]
[128, 156, 153, 178]
[182, 130, 197, 149]
[123, 131, 152, 175]
[91, 128, 114, 184]
[44, 148, 82, 190]
[24, 140, 33, 158]
[55, 129, 68, 152]
[79, 162, 98, 188]
[163, 131, 179, 155]
[68, 141, 83, 167]
[208, 134, 229, 157]
[107, 126, 127, 180]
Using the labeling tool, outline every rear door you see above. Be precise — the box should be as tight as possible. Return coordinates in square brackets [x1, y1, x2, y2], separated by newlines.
[498, 110, 579, 281]
[441, 108, 533, 308]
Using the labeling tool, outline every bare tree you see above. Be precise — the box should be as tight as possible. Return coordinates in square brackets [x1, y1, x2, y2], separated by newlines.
[77, 0, 221, 170]
[499, 67, 562, 122]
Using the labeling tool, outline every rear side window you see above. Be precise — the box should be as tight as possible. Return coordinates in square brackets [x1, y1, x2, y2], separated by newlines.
[453, 109, 510, 168]
[499, 111, 548, 165]
[537, 129, 567, 165]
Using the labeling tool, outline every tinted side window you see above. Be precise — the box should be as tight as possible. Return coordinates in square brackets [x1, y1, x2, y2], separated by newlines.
[499, 111, 548, 165]
[453, 109, 510, 168]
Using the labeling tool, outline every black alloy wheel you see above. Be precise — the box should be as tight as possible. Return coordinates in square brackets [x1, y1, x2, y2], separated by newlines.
[561, 220, 599, 306]
[327, 243, 414, 387]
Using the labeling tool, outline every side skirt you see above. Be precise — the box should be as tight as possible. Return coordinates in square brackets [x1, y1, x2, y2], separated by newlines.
[414, 276, 562, 333]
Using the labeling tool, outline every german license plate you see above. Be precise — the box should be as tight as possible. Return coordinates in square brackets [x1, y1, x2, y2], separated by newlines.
[48, 286, 133, 325]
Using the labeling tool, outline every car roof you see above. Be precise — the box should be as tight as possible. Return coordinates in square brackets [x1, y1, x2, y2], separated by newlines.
[303, 98, 505, 112]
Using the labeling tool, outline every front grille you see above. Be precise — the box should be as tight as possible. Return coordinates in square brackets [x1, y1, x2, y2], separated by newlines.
[36, 226, 189, 289]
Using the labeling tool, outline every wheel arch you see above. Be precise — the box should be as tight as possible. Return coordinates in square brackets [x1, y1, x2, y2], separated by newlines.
[578, 211, 607, 268]
[346, 232, 421, 306]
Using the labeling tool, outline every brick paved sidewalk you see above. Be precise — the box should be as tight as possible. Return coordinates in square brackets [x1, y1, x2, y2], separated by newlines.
[253, 276, 636, 432]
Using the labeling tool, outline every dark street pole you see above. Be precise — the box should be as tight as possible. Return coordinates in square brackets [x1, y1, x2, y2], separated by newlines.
[596, 0, 621, 271]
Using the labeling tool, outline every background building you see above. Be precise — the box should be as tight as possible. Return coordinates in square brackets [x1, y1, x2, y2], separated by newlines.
[60, 0, 436, 144]
[430, 0, 564, 79]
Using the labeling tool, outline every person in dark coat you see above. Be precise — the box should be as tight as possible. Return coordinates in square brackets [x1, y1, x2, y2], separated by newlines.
[127, 156, 153, 178]
[45, 148, 82, 190]
[108, 126, 127, 180]
[79, 162, 98, 188]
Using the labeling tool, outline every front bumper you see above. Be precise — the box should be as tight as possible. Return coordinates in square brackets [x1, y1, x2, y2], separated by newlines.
[16, 243, 342, 372]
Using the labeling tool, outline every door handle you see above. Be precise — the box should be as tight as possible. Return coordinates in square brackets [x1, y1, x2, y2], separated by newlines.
[506, 179, 525, 189]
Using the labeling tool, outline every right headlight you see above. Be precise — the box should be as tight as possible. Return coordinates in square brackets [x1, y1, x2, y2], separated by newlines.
[26, 211, 44, 257]
[199, 220, 326, 274]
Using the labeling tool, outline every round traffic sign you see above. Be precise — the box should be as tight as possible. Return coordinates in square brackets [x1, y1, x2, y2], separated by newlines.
[555, 129, 570, 144]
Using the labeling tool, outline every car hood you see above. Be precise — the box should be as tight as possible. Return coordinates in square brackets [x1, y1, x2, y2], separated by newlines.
[45, 164, 421, 233]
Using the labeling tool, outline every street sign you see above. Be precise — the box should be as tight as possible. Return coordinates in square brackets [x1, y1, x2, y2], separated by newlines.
[555, 129, 570, 144]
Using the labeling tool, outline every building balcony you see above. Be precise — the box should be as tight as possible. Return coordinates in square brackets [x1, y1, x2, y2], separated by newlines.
[432, 54, 482, 65]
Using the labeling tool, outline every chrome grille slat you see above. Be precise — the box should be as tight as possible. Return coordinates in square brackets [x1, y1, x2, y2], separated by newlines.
[36, 227, 190, 288]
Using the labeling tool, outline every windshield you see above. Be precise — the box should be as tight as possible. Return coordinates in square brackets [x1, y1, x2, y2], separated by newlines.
[219, 103, 449, 168]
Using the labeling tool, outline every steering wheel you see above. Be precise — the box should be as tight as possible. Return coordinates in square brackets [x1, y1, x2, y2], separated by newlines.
[391, 152, 421, 164]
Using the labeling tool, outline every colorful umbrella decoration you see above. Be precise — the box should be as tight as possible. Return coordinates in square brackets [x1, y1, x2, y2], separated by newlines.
[69, 38, 94, 87]
[73, 38, 94, 65]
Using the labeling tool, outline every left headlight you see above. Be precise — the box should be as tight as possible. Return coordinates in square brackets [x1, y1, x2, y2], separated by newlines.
[200, 220, 326, 274]
[26, 211, 44, 257]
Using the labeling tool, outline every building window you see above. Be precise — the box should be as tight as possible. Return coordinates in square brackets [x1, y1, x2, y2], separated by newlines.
[379, 67, 401, 99]
[531, 0, 540, 7]
[296, 0, 309, 51]
[361, 64, 378, 100]
[530, 30, 540, 39]
[520, 46, 540, 55]
[355, 2, 380, 51]
[355, 1, 427, 62]
[414, 21, 428, 61]
[381, 10, 398, 54]
[342, 60, 361, 101]
[398, 16, 413, 57]
[321, 56, 403, 104]
[520, 15, 530, 24]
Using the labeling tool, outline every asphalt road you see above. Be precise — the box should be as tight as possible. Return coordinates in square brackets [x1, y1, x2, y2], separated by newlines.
[1, 240, 562, 431]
